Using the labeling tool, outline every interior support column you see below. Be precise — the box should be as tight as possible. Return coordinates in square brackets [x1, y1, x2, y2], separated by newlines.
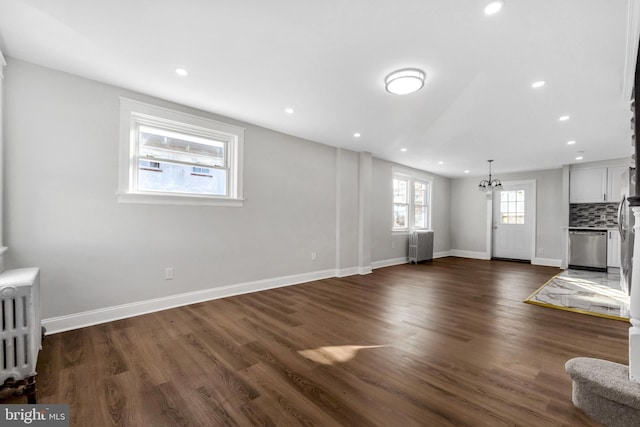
[630, 208, 640, 381]
[357, 152, 372, 274]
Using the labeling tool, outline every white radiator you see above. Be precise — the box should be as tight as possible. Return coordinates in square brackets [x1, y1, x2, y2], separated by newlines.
[409, 230, 434, 264]
[0, 267, 41, 403]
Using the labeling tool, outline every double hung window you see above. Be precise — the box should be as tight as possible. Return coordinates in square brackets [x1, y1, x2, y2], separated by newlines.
[118, 98, 244, 206]
[392, 169, 432, 232]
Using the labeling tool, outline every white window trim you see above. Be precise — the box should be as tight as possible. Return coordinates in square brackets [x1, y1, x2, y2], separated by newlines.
[392, 167, 433, 234]
[117, 97, 245, 207]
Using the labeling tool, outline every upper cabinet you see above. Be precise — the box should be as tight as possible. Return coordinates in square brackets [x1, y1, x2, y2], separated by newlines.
[569, 166, 627, 203]
[607, 165, 627, 203]
[569, 168, 608, 203]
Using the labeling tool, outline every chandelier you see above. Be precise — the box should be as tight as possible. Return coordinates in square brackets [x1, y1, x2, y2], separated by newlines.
[478, 160, 503, 192]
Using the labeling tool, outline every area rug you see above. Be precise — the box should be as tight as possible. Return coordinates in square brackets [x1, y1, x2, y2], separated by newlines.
[524, 269, 629, 322]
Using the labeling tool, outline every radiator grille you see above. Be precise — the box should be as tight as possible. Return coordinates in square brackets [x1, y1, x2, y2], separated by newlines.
[409, 230, 434, 264]
[0, 267, 41, 383]
[1, 296, 30, 370]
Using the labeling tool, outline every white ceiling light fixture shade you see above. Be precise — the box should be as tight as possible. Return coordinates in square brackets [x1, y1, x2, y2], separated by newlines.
[567, 140, 576, 145]
[385, 68, 426, 95]
[284, 107, 294, 114]
[484, 0, 505, 15]
[559, 115, 570, 121]
[175, 68, 189, 76]
[531, 80, 546, 89]
[400, 147, 408, 152]
[353, 132, 361, 138]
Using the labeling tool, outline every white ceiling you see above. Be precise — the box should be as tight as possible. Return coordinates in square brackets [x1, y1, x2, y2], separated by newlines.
[0, 0, 638, 178]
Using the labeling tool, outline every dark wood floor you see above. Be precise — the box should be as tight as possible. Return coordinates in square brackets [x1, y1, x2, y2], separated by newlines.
[13, 258, 630, 426]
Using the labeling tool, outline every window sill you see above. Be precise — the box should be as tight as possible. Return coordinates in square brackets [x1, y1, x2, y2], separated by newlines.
[117, 192, 244, 207]
[391, 229, 432, 235]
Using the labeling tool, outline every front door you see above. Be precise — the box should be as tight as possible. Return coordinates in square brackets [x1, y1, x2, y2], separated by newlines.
[492, 182, 534, 261]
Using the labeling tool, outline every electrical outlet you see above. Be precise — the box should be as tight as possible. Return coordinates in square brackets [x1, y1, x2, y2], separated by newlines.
[165, 267, 174, 280]
[311, 252, 317, 261]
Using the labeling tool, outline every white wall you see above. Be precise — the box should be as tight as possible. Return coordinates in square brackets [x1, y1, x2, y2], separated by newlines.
[371, 158, 451, 264]
[5, 59, 338, 320]
[450, 168, 564, 263]
[0, 49, 5, 272]
[4, 59, 452, 330]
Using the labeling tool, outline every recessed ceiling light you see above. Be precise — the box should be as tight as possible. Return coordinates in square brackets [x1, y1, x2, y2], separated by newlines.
[559, 115, 570, 121]
[385, 68, 426, 95]
[285, 107, 294, 114]
[576, 155, 583, 160]
[438, 161, 444, 165]
[531, 80, 546, 89]
[400, 148, 408, 152]
[175, 68, 189, 76]
[567, 140, 576, 145]
[576, 151, 584, 160]
[484, 1, 504, 15]
[464, 170, 470, 174]
[353, 133, 361, 138]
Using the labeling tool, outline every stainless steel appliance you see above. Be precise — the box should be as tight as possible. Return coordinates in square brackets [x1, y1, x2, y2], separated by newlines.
[619, 167, 636, 294]
[569, 230, 608, 271]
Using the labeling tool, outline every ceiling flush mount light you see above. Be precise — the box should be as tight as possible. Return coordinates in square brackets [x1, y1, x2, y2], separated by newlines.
[353, 133, 361, 138]
[531, 80, 546, 89]
[478, 160, 503, 192]
[576, 152, 584, 160]
[484, 0, 504, 15]
[175, 68, 189, 76]
[464, 170, 470, 174]
[559, 115, 570, 121]
[567, 140, 576, 145]
[400, 148, 408, 152]
[438, 161, 444, 165]
[284, 107, 294, 114]
[385, 68, 426, 95]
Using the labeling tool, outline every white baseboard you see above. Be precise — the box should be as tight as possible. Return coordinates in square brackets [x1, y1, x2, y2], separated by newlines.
[532, 257, 562, 267]
[335, 267, 360, 277]
[370, 253, 451, 269]
[450, 250, 491, 260]
[358, 266, 373, 275]
[371, 257, 407, 269]
[42, 269, 336, 334]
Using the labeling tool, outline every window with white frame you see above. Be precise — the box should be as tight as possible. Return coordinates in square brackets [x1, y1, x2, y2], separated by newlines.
[118, 98, 245, 206]
[392, 170, 431, 231]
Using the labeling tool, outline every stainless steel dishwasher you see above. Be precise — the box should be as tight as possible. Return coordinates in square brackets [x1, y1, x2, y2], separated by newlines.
[568, 229, 608, 271]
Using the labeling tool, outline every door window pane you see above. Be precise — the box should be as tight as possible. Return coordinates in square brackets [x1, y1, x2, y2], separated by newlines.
[499, 190, 525, 224]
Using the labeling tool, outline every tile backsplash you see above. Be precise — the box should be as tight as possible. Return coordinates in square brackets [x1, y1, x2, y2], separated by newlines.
[569, 203, 619, 227]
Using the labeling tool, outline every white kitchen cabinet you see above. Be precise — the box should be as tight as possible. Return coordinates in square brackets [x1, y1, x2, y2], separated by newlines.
[570, 168, 608, 203]
[607, 165, 627, 203]
[607, 229, 620, 267]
